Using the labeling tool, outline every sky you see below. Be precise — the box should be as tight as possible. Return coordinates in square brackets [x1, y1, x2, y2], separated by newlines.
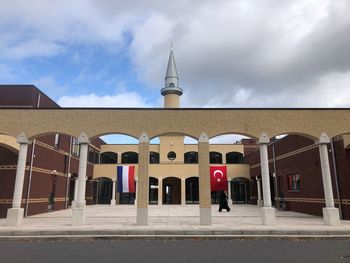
[1, 1, 350, 143]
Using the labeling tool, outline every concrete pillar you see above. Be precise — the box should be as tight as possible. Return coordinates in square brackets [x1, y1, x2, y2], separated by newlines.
[71, 177, 79, 208]
[137, 132, 149, 225]
[72, 133, 89, 226]
[158, 178, 163, 205]
[259, 133, 276, 225]
[318, 133, 340, 225]
[256, 176, 263, 207]
[227, 178, 232, 204]
[110, 180, 116, 205]
[198, 132, 211, 225]
[7, 133, 30, 226]
[181, 178, 186, 205]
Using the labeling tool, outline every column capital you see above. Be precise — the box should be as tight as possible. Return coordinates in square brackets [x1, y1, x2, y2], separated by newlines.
[259, 133, 270, 144]
[139, 132, 149, 143]
[199, 132, 209, 143]
[318, 132, 330, 144]
[16, 132, 31, 144]
[78, 132, 90, 144]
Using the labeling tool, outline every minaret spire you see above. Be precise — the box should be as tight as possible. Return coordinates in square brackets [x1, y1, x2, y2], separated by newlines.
[161, 49, 183, 99]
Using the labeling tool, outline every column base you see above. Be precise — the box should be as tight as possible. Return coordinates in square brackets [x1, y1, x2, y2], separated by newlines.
[257, 200, 264, 207]
[71, 201, 76, 209]
[200, 207, 212, 226]
[7, 208, 24, 226]
[136, 207, 148, 226]
[262, 207, 276, 225]
[72, 207, 85, 226]
[110, 199, 116, 206]
[323, 207, 340, 225]
[134, 199, 137, 205]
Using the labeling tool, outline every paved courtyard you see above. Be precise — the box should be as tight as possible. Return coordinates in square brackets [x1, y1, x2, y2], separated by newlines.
[0, 204, 350, 236]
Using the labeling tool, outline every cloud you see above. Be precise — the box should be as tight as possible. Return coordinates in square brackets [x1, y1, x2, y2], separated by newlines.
[1, 0, 350, 108]
[57, 91, 152, 107]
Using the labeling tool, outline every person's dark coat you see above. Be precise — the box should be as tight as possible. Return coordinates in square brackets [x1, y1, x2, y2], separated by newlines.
[219, 191, 230, 212]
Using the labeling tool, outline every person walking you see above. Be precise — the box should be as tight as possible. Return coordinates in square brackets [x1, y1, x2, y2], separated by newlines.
[218, 190, 230, 212]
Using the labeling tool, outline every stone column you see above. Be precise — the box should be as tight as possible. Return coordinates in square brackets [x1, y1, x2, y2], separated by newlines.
[256, 176, 263, 207]
[71, 177, 79, 208]
[72, 133, 89, 226]
[137, 132, 149, 225]
[198, 132, 211, 225]
[181, 178, 186, 205]
[7, 133, 30, 226]
[259, 133, 276, 225]
[318, 133, 340, 225]
[110, 179, 116, 205]
[158, 178, 163, 205]
[227, 178, 232, 204]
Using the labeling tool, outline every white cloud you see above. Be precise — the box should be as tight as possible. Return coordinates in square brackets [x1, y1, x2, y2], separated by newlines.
[57, 91, 152, 107]
[1, 0, 350, 107]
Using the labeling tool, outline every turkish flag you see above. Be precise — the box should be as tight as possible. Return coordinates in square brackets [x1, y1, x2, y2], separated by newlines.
[210, 166, 228, 191]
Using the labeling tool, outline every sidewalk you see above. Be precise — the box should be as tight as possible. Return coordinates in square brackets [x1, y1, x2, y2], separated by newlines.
[0, 205, 349, 240]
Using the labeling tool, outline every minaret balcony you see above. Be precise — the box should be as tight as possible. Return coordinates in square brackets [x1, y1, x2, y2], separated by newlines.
[161, 86, 183, 96]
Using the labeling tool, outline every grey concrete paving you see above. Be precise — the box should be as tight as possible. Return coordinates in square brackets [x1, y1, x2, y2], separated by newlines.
[0, 204, 350, 238]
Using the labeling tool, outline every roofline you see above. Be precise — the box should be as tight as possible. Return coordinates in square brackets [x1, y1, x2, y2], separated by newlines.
[1, 107, 350, 110]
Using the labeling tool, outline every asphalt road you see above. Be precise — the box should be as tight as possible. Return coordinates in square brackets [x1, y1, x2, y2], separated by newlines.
[1, 239, 350, 263]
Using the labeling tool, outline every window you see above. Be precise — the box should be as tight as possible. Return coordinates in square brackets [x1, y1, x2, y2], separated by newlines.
[210, 152, 222, 164]
[54, 134, 60, 148]
[88, 147, 100, 163]
[71, 138, 80, 157]
[287, 174, 300, 191]
[184, 151, 198, 163]
[150, 152, 160, 163]
[100, 152, 117, 164]
[226, 152, 243, 164]
[167, 151, 176, 161]
[121, 152, 138, 163]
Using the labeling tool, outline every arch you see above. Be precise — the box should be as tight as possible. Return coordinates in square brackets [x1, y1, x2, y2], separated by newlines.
[150, 152, 160, 164]
[89, 131, 139, 141]
[210, 151, 223, 164]
[184, 151, 198, 164]
[28, 131, 77, 141]
[150, 132, 198, 141]
[185, 176, 199, 204]
[121, 151, 138, 164]
[0, 134, 19, 153]
[226, 151, 243, 164]
[100, 152, 118, 164]
[149, 177, 159, 204]
[270, 132, 318, 141]
[210, 132, 258, 141]
[162, 177, 181, 204]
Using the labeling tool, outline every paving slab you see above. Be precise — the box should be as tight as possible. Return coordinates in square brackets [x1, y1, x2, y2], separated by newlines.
[0, 204, 350, 239]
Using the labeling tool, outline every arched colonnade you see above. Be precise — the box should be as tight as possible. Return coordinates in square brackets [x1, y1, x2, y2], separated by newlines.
[1, 108, 350, 227]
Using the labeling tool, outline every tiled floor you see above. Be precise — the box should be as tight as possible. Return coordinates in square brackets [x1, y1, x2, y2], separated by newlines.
[0, 204, 349, 232]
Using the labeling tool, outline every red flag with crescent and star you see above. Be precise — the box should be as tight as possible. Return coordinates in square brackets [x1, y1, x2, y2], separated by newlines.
[210, 166, 228, 191]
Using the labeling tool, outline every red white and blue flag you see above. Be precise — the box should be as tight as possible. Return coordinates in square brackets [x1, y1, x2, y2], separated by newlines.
[117, 166, 135, 193]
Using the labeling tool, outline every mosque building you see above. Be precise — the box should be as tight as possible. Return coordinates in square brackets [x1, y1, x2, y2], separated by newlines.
[93, 50, 252, 206]
[0, 49, 349, 226]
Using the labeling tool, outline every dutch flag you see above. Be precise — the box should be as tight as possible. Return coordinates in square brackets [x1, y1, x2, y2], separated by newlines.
[117, 166, 135, 193]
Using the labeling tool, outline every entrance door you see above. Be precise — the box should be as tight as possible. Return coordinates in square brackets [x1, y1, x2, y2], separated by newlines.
[162, 177, 181, 204]
[97, 177, 112, 204]
[231, 177, 249, 204]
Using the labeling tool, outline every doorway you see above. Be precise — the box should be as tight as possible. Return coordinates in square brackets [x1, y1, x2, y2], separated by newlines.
[163, 177, 181, 204]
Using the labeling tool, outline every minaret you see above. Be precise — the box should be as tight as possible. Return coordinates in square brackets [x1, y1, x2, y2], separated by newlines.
[161, 49, 183, 108]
